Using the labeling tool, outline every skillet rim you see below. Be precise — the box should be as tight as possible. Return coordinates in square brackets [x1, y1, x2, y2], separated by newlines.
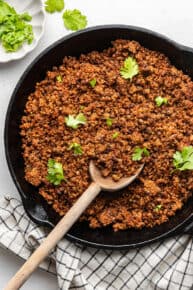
[4, 24, 193, 249]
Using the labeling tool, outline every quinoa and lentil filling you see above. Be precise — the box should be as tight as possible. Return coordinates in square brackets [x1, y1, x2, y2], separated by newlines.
[20, 40, 193, 231]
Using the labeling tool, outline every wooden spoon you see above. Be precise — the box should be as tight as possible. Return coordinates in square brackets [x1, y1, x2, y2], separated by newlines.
[4, 161, 143, 290]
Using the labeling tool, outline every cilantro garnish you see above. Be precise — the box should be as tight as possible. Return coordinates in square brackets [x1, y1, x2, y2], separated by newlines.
[154, 204, 162, 211]
[0, 0, 34, 52]
[62, 9, 87, 31]
[65, 113, 87, 129]
[106, 117, 113, 127]
[112, 132, 119, 139]
[68, 142, 83, 155]
[46, 159, 66, 185]
[132, 147, 150, 161]
[45, 0, 65, 13]
[155, 96, 168, 107]
[120, 56, 139, 80]
[56, 75, 62, 82]
[173, 146, 193, 171]
[89, 79, 97, 88]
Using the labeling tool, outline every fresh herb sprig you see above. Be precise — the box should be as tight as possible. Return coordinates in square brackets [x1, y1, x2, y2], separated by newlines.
[106, 117, 113, 127]
[112, 132, 119, 139]
[155, 96, 168, 107]
[45, 0, 65, 13]
[62, 9, 87, 31]
[56, 75, 62, 82]
[154, 204, 162, 212]
[46, 159, 66, 185]
[65, 113, 87, 129]
[68, 142, 83, 155]
[132, 147, 150, 161]
[89, 79, 97, 88]
[173, 146, 193, 171]
[120, 56, 139, 80]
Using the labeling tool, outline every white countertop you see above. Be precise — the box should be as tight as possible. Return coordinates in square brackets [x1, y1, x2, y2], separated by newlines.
[1, 0, 193, 289]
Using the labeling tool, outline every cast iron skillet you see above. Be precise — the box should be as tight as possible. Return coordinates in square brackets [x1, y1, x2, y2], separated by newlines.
[4, 25, 193, 249]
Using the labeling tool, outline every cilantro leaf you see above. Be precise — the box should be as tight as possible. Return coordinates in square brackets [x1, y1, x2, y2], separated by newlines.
[89, 78, 97, 88]
[65, 113, 87, 129]
[173, 146, 193, 171]
[80, 105, 85, 111]
[62, 9, 87, 31]
[154, 204, 162, 211]
[45, 0, 65, 13]
[155, 96, 168, 107]
[0, 0, 34, 52]
[112, 131, 119, 139]
[106, 117, 113, 127]
[56, 75, 62, 82]
[46, 159, 66, 185]
[68, 142, 83, 155]
[120, 56, 139, 80]
[132, 147, 150, 161]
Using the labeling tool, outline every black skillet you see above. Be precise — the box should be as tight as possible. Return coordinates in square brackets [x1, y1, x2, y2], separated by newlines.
[4, 25, 193, 249]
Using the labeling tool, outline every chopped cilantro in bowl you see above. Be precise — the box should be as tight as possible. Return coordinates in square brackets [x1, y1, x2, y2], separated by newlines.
[0, 0, 45, 62]
[0, 0, 34, 53]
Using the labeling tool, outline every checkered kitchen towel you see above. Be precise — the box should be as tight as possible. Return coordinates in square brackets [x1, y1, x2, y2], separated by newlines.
[0, 196, 193, 290]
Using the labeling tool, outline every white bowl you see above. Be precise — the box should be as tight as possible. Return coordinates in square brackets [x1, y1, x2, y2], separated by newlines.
[0, 0, 45, 63]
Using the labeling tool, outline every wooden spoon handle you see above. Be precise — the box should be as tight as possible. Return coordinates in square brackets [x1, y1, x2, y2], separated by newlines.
[4, 182, 101, 290]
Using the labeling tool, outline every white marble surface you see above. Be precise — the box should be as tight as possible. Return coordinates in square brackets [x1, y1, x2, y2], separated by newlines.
[1, 0, 193, 289]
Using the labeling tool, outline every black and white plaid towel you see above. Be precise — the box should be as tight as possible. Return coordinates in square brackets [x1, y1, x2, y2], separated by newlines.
[0, 195, 193, 290]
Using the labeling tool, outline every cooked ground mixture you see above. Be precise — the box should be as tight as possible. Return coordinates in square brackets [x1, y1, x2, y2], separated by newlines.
[20, 39, 193, 231]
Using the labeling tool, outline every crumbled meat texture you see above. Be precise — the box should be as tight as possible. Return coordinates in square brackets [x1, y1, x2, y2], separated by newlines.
[20, 40, 193, 231]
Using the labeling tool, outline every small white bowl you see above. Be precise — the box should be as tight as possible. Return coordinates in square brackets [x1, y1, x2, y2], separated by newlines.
[0, 0, 45, 63]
